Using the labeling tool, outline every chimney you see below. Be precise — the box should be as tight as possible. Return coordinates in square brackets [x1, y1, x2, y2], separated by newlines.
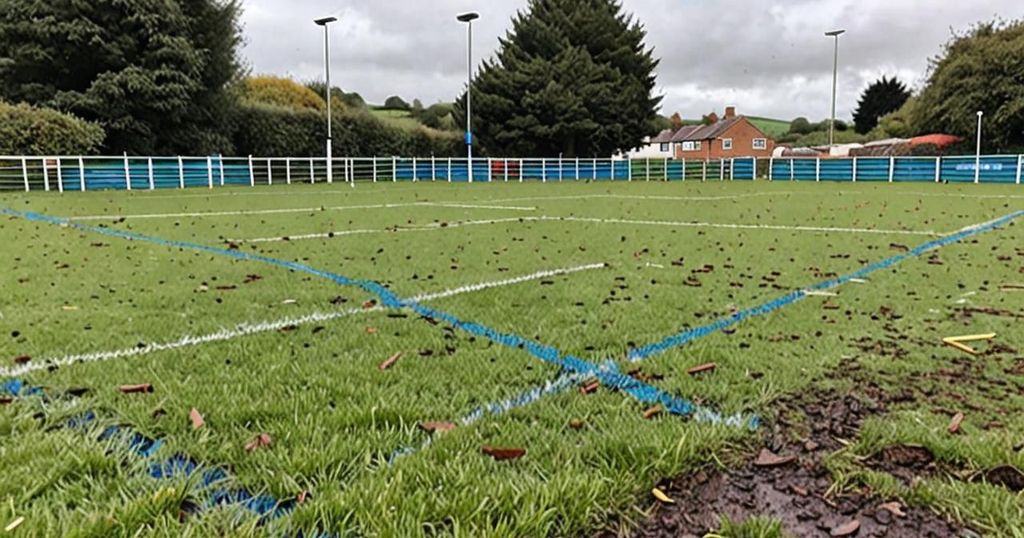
[706, 111, 719, 124]
[724, 106, 737, 119]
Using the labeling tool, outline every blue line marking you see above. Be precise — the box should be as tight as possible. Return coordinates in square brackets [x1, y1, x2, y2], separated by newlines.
[2, 207, 752, 427]
[626, 211, 1024, 363]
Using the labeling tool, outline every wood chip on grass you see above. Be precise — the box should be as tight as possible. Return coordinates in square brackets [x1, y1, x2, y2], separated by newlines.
[379, 352, 402, 370]
[245, 433, 272, 452]
[190, 408, 205, 429]
[120, 384, 154, 394]
[482, 446, 526, 461]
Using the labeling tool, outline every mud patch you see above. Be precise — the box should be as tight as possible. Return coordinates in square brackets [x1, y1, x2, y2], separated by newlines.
[603, 389, 971, 538]
[866, 444, 938, 486]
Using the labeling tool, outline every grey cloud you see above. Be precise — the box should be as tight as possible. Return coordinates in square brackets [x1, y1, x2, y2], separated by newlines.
[240, 0, 1017, 121]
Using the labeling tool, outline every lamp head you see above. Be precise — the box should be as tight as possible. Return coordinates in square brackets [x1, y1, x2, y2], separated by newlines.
[314, 16, 338, 26]
[457, 12, 480, 23]
[825, 29, 846, 37]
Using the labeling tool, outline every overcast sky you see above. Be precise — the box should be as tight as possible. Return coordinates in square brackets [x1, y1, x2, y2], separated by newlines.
[240, 0, 1014, 122]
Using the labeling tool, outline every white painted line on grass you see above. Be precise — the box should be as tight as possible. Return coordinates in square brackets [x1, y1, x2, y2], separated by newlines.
[238, 214, 938, 244]
[66, 202, 536, 221]
[0, 263, 606, 379]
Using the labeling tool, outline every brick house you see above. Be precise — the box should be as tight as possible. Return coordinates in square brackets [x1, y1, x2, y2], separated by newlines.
[670, 107, 775, 161]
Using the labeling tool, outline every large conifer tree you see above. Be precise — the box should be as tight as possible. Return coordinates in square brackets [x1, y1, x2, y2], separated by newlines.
[852, 76, 911, 135]
[457, 0, 661, 157]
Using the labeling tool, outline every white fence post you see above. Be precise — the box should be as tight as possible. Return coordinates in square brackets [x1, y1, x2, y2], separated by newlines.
[768, 157, 773, 181]
[488, 157, 494, 182]
[504, 159, 509, 182]
[372, 158, 378, 183]
[888, 156, 895, 183]
[541, 159, 547, 182]
[664, 159, 669, 181]
[267, 158, 273, 185]
[392, 157, 397, 182]
[21, 157, 29, 192]
[558, 158, 563, 182]
[55, 158, 63, 193]
[147, 157, 155, 190]
[751, 157, 757, 180]
[681, 158, 687, 181]
[78, 157, 86, 191]
[719, 158, 725, 181]
[852, 157, 858, 182]
[285, 158, 292, 184]
[935, 157, 942, 183]
[124, 154, 132, 191]
[702, 160, 707, 182]
[218, 157, 225, 186]
[729, 158, 735, 180]
[645, 158, 650, 181]
[412, 157, 418, 182]
[1017, 155, 1022, 185]
[431, 156, 436, 181]
[248, 155, 255, 186]
[206, 156, 213, 189]
[42, 158, 50, 192]
[178, 157, 185, 189]
[575, 157, 580, 180]
[815, 158, 821, 182]
[790, 159, 795, 181]
[519, 158, 525, 183]
[592, 159, 597, 180]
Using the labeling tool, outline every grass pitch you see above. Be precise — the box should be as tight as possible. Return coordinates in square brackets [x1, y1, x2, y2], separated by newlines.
[1, 181, 1023, 537]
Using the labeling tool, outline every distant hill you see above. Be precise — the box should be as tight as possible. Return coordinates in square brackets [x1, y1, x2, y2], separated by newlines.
[746, 116, 790, 138]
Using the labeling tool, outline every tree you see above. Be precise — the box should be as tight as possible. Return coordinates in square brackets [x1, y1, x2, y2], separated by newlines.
[455, 0, 660, 157]
[869, 97, 919, 139]
[852, 76, 911, 134]
[914, 19, 1024, 152]
[788, 117, 813, 135]
[383, 96, 411, 110]
[669, 112, 684, 130]
[0, 0, 243, 155]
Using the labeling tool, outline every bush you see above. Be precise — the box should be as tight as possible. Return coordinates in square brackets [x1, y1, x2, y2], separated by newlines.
[383, 96, 410, 110]
[0, 101, 105, 155]
[241, 76, 326, 112]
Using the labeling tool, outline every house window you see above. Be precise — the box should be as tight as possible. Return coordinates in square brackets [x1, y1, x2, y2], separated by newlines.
[722, 138, 733, 151]
[753, 138, 767, 150]
[660, 143, 669, 152]
[682, 141, 696, 151]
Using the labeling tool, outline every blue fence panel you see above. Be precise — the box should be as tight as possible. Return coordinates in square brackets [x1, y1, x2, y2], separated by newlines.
[771, 159, 793, 181]
[665, 160, 684, 181]
[223, 162, 250, 186]
[792, 159, 817, 181]
[855, 158, 889, 182]
[818, 159, 853, 182]
[893, 158, 937, 183]
[942, 156, 1019, 184]
[732, 158, 755, 180]
[83, 159, 125, 190]
[613, 160, 630, 180]
[59, 161, 85, 191]
[595, 160, 614, 180]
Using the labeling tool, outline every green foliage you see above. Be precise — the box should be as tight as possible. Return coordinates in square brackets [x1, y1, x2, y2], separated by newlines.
[457, 0, 661, 157]
[0, 100, 105, 155]
[868, 97, 920, 139]
[306, 81, 367, 110]
[746, 116, 789, 138]
[914, 19, 1024, 152]
[788, 117, 813, 135]
[241, 76, 326, 112]
[383, 96, 411, 110]
[853, 76, 911, 134]
[0, 0, 243, 155]
[413, 103, 458, 131]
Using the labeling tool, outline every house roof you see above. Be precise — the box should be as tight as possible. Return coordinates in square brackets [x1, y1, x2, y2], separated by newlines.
[677, 116, 744, 142]
[650, 129, 676, 144]
[669, 125, 701, 142]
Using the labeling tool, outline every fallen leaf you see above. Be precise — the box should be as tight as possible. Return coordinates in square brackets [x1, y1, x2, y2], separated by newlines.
[878, 501, 907, 518]
[754, 448, 796, 467]
[418, 421, 457, 433]
[120, 384, 154, 394]
[579, 381, 600, 395]
[379, 352, 402, 371]
[652, 488, 675, 504]
[949, 412, 965, 434]
[362, 299, 378, 309]
[482, 446, 526, 461]
[831, 519, 861, 537]
[365, 327, 378, 334]
[569, 419, 585, 430]
[688, 363, 717, 376]
[245, 433, 272, 452]
[297, 491, 311, 504]
[643, 405, 663, 420]
[190, 408, 205, 429]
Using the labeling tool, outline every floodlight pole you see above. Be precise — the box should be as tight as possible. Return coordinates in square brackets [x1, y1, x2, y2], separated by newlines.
[975, 110, 984, 184]
[826, 29, 846, 147]
[458, 12, 480, 183]
[315, 16, 338, 184]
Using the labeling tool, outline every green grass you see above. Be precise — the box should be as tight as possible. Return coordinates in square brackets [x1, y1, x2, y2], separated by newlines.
[368, 107, 424, 131]
[746, 116, 790, 138]
[1, 181, 1023, 536]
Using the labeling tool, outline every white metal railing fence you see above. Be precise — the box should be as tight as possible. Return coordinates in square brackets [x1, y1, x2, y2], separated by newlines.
[0, 154, 1021, 192]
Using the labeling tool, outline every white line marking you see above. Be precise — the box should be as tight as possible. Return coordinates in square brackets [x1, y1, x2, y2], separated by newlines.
[66, 202, 536, 221]
[238, 214, 938, 243]
[0, 263, 605, 379]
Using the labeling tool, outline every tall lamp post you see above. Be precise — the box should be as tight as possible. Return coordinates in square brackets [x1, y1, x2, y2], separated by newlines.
[315, 16, 338, 184]
[457, 12, 480, 183]
[975, 110, 984, 184]
[825, 29, 846, 147]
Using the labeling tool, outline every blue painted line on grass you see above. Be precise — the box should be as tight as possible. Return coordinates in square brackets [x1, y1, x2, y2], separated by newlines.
[3, 379, 330, 536]
[626, 210, 1024, 363]
[2, 207, 753, 427]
